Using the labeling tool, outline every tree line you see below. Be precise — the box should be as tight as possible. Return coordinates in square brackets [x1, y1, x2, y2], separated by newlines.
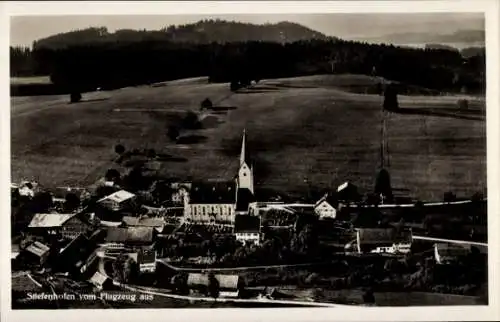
[11, 33, 485, 94]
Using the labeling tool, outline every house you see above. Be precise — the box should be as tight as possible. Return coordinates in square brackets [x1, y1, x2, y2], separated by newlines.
[137, 248, 157, 273]
[102, 227, 156, 250]
[89, 271, 113, 291]
[354, 228, 412, 254]
[314, 193, 338, 219]
[337, 182, 360, 202]
[186, 181, 237, 224]
[57, 233, 97, 275]
[170, 182, 192, 205]
[122, 216, 166, 233]
[28, 213, 90, 240]
[97, 190, 136, 212]
[234, 215, 261, 246]
[17, 241, 51, 268]
[187, 273, 240, 298]
[434, 243, 471, 265]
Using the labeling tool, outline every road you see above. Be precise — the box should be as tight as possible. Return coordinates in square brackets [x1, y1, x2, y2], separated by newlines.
[155, 259, 332, 272]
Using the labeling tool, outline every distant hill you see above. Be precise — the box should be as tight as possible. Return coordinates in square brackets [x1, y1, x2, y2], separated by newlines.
[461, 46, 486, 59]
[33, 20, 333, 49]
[356, 29, 485, 48]
[424, 44, 459, 52]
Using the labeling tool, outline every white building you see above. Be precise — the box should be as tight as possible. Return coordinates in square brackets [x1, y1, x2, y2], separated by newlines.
[97, 190, 136, 212]
[184, 130, 256, 224]
[234, 214, 261, 246]
[314, 193, 338, 219]
[434, 243, 471, 265]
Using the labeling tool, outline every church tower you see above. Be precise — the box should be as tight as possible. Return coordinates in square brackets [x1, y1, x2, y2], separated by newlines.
[238, 129, 254, 194]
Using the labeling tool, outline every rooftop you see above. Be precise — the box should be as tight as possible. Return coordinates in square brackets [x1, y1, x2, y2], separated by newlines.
[25, 241, 51, 258]
[28, 213, 75, 228]
[190, 181, 237, 204]
[234, 214, 261, 233]
[98, 190, 135, 204]
[236, 188, 255, 211]
[187, 273, 239, 289]
[105, 227, 155, 243]
[122, 216, 166, 228]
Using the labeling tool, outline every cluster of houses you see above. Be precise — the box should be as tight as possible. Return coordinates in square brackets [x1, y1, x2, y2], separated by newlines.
[12, 130, 474, 295]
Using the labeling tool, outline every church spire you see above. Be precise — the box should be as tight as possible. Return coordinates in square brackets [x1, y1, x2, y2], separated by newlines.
[240, 128, 248, 167]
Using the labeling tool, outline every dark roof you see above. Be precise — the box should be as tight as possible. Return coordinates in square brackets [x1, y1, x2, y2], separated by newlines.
[105, 227, 154, 243]
[190, 181, 237, 204]
[435, 243, 471, 257]
[187, 273, 239, 289]
[357, 228, 396, 245]
[236, 188, 255, 211]
[122, 216, 166, 228]
[234, 215, 260, 233]
[315, 193, 338, 208]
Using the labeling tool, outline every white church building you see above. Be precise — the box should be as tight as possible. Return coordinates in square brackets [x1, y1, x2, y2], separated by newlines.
[183, 130, 257, 224]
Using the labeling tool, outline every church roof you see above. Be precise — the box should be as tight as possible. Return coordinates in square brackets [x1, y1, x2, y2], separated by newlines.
[234, 215, 261, 233]
[236, 188, 255, 211]
[190, 181, 237, 204]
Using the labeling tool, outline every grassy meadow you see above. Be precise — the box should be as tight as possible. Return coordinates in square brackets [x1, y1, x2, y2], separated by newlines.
[10, 74, 486, 201]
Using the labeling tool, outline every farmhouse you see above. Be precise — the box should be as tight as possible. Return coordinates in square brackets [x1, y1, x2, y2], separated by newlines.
[97, 190, 136, 212]
[57, 233, 97, 275]
[354, 228, 412, 254]
[434, 243, 471, 265]
[89, 271, 113, 291]
[234, 214, 261, 246]
[187, 273, 240, 298]
[122, 216, 166, 233]
[17, 241, 51, 268]
[28, 213, 90, 240]
[337, 182, 360, 202]
[314, 193, 338, 219]
[102, 227, 156, 250]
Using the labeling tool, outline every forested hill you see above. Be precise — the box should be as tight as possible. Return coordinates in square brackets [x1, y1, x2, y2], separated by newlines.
[32, 20, 332, 49]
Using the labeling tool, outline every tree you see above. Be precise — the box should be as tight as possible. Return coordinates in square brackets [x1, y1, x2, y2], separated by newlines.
[70, 92, 82, 103]
[114, 144, 125, 155]
[362, 288, 375, 305]
[147, 148, 156, 159]
[230, 80, 240, 92]
[208, 273, 220, 300]
[457, 99, 469, 110]
[443, 191, 456, 203]
[200, 98, 213, 110]
[64, 192, 80, 212]
[105, 168, 121, 182]
[167, 126, 180, 141]
[383, 83, 399, 111]
[375, 168, 393, 202]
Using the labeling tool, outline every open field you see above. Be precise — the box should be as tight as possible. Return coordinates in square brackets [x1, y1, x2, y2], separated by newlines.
[11, 74, 486, 201]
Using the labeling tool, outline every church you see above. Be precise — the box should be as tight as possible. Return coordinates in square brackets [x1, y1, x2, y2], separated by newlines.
[183, 130, 256, 224]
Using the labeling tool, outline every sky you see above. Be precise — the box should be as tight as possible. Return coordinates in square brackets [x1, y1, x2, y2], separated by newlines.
[10, 13, 484, 48]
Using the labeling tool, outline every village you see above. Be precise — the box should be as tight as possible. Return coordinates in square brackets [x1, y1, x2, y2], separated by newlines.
[11, 129, 488, 308]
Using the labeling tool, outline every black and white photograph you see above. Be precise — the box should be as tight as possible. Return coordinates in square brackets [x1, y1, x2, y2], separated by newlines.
[2, 0, 499, 320]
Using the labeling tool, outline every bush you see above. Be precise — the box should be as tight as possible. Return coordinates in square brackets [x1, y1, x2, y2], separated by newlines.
[230, 81, 240, 92]
[182, 111, 202, 129]
[70, 92, 82, 103]
[200, 98, 213, 110]
[114, 144, 125, 155]
[457, 99, 469, 110]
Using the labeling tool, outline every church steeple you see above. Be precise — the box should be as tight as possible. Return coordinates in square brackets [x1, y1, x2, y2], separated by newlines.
[240, 128, 250, 167]
[238, 129, 254, 194]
